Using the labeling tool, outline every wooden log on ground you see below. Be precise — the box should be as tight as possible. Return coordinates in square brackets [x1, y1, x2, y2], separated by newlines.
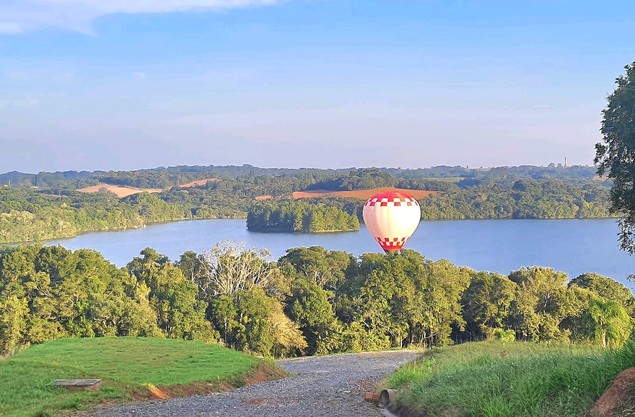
[363, 391, 380, 403]
[53, 379, 102, 391]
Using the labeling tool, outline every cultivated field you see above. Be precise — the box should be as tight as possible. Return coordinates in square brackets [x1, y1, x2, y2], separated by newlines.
[77, 183, 163, 198]
[177, 178, 219, 188]
[291, 187, 438, 200]
[78, 178, 219, 198]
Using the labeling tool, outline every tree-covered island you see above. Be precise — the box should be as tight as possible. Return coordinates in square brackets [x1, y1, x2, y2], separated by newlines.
[247, 200, 359, 232]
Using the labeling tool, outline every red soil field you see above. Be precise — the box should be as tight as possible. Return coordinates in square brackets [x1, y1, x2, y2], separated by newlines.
[291, 187, 438, 200]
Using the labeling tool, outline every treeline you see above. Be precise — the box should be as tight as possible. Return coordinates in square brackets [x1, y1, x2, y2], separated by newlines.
[419, 179, 611, 219]
[0, 165, 348, 189]
[96, 166, 346, 189]
[1, 244, 632, 357]
[0, 171, 97, 189]
[386, 164, 599, 183]
[0, 164, 601, 189]
[0, 188, 190, 243]
[247, 200, 359, 233]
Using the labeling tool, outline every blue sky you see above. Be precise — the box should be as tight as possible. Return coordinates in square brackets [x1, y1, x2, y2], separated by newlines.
[1, 0, 633, 172]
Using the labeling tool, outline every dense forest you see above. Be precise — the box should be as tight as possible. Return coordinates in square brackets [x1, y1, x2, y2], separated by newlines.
[0, 164, 601, 189]
[0, 244, 632, 357]
[0, 165, 612, 243]
[247, 200, 359, 232]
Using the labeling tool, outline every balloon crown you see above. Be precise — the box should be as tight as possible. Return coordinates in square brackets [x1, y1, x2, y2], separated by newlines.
[364, 191, 419, 207]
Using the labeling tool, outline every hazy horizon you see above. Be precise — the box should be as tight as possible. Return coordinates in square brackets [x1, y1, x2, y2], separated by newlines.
[2, 1, 633, 172]
[1, 161, 595, 176]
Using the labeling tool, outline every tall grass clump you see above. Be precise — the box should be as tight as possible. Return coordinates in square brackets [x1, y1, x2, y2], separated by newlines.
[386, 340, 635, 417]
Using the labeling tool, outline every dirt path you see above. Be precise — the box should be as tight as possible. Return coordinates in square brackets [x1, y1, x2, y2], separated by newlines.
[86, 350, 421, 417]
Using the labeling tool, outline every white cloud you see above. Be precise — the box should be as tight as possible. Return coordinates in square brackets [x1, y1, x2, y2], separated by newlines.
[4, 70, 28, 79]
[0, 97, 40, 107]
[0, 0, 285, 34]
[0, 21, 29, 34]
[41, 0, 283, 14]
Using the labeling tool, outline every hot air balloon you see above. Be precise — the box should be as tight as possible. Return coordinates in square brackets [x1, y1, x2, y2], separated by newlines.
[362, 191, 421, 253]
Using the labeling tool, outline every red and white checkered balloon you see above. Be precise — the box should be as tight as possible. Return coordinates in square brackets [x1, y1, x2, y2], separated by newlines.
[362, 191, 421, 252]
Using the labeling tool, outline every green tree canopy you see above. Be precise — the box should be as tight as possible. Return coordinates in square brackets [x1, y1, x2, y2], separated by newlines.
[595, 61, 635, 253]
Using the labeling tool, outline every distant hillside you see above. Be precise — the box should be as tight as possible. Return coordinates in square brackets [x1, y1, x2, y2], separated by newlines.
[0, 164, 602, 190]
[0, 164, 612, 243]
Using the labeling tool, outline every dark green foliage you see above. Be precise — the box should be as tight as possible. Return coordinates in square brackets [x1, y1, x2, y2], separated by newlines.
[126, 248, 216, 341]
[123, 192, 189, 223]
[338, 251, 471, 349]
[0, 246, 162, 354]
[285, 279, 340, 355]
[305, 168, 398, 191]
[94, 165, 347, 189]
[595, 61, 635, 253]
[1, 243, 633, 358]
[461, 272, 516, 340]
[570, 273, 635, 314]
[0, 170, 96, 188]
[278, 246, 356, 292]
[418, 179, 610, 220]
[0, 188, 146, 243]
[247, 200, 359, 233]
[506, 267, 572, 342]
[0, 164, 600, 189]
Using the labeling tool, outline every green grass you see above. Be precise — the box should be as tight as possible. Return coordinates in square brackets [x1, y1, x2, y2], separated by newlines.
[0, 337, 261, 417]
[386, 340, 635, 417]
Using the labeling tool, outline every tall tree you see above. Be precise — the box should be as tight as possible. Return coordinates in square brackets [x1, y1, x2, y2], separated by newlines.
[127, 248, 215, 341]
[285, 278, 340, 355]
[507, 267, 570, 342]
[589, 298, 632, 348]
[461, 271, 516, 340]
[197, 242, 277, 300]
[595, 61, 635, 253]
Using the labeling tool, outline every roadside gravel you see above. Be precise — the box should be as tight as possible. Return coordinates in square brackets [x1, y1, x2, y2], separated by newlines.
[85, 350, 422, 417]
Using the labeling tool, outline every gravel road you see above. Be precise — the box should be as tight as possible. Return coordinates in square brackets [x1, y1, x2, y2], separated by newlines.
[86, 350, 422, 417]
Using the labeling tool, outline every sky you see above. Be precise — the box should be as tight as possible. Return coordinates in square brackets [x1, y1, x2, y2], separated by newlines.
[0, 0, 634, 173]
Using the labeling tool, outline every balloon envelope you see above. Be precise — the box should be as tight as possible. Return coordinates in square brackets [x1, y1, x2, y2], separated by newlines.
[362, 191, 421, 252]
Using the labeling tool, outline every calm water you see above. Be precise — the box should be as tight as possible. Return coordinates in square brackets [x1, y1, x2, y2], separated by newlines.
[47, 219, 635, 288]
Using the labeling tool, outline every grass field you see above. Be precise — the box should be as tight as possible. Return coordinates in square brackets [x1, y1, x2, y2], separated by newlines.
[0, 337, 273, 417]
[385, 340, 635, 417]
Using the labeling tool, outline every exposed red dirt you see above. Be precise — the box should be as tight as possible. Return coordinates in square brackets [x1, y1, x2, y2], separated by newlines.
[131, 362, 288, 401]
[592, 367, 635, 417]
[255, 195, 273, 201]
[291, 187, 438, 200]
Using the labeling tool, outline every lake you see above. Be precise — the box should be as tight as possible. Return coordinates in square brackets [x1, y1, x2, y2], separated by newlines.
[47, 218, 635, 288]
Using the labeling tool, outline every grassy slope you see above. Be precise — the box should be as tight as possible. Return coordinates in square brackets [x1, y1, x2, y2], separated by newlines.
[0, 337, 262, 417]
[386, 341, 635, 417]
